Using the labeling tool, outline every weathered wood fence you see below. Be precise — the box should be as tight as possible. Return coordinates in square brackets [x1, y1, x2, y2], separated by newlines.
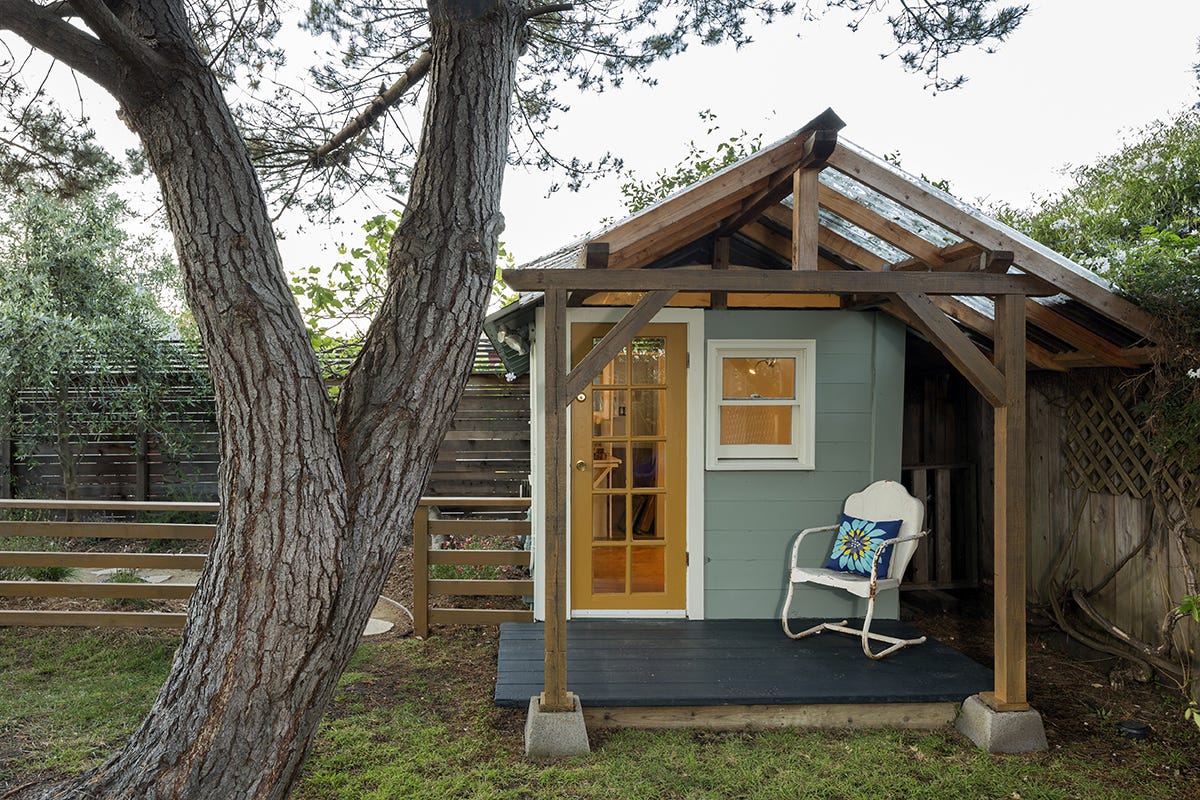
[0, 498, 217, 628]
[412, 497, 533, 637]
[2, 496, 535, 631]
[2, 374, 531, 502]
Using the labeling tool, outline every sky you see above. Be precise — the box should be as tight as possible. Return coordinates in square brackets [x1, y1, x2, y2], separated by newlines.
[6, 2, 1200, 278]
[496, 0, 1200, 264]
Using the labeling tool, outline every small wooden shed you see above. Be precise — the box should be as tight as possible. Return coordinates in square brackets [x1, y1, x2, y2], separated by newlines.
[487, 109, 1158, 727]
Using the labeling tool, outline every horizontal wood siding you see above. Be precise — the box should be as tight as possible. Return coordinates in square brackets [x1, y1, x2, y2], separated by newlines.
[703, 310, 905, 619]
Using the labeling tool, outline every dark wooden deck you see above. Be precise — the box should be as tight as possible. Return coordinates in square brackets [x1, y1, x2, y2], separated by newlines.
[495, 618, 991, 708]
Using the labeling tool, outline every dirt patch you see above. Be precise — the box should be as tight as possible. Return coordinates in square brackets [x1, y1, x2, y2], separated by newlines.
[908, 591, 1200, 781]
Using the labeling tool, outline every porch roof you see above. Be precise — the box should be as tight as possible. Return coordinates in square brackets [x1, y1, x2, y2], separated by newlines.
[493, 109, 1158, 374]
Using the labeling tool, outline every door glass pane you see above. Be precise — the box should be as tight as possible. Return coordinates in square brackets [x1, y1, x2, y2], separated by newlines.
[722, 356, 796, 399]
[631, 337, 666, 384]
[592, 495, 626, 541]
[630, 494, 661, 539]
[631, 547, 665, 593]
[590, 443, 626, 488]
[592, 547, 626, 594]
[720, 406, 793, 445]
[592, 390, 627, 437]
[630, 390, 664, 436]
[592, 339, 628, 385]
[631, 442, 664, 488]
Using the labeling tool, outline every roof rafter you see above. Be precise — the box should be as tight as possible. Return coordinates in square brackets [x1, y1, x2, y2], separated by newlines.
[827, 144, 1158, 339]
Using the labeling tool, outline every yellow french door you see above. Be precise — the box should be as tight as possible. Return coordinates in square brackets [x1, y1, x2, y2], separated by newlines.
[569, 322, 687, 611]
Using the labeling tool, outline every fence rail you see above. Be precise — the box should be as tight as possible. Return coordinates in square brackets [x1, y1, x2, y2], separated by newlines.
[412, 496, 533, 637]
[0, 498, 216, 628]
[2, 496, 534, 632]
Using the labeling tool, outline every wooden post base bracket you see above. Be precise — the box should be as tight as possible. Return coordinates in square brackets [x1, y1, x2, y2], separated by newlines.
[525, 694, 590, 759]
[956, 694, 1047, 754]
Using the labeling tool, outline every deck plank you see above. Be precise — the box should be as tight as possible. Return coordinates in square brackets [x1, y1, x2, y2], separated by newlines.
[495, 618, 991, 708]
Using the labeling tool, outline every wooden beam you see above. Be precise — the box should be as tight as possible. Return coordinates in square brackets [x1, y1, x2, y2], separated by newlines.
[717, 129, 839, 238]
[927, 296, 1066, 372]
[597, 109, 845, 265]
[585, 242, 610, 269]
[827, 145, 1158, 339]
[541, 289, 574, 712]
[891, 250, 1014, 273]
[793, 169, 820, 271]
[892, 292, 1006, 408]
[982, 293, 1030, 713]
[1022, 300, 1141, 368]
[818, 183, 947, 264]
[504, 267, 1055, 297]
[563, 290, 676, 402]
[711, 235, 730, 310]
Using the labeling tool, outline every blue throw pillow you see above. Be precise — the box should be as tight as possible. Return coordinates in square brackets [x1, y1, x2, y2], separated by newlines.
[825, 514, 904, 578]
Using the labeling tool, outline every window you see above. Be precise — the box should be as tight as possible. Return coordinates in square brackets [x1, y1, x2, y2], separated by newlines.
[706, 339, 816, 470]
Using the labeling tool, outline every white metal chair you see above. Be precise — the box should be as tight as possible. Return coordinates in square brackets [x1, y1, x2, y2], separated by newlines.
[781, 480, 928, 659]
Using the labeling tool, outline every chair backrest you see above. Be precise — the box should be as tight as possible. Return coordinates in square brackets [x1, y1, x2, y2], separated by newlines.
[842, 480, 925, 581]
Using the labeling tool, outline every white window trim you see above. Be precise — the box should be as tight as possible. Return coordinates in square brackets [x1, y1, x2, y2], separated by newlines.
[706, 339, 816, 471]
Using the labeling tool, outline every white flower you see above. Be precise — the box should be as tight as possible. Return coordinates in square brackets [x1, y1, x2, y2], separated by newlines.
[1188, 368, 1200, 379]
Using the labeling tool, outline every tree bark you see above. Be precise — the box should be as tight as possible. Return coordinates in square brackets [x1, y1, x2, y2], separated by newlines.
[14, 1, 523, 798]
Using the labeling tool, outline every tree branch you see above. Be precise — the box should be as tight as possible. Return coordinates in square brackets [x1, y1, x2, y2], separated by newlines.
[68, 0, 164, 73]
[0, 0, 121, 92]
[525, 2, 573, 20]
[307, 48, 433, 168]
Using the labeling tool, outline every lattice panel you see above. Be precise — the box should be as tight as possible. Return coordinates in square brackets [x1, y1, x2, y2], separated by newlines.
[1064, 386, 1192, 508]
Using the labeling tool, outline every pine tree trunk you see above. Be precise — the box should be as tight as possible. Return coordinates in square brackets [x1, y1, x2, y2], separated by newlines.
[17, 2, 522, 798]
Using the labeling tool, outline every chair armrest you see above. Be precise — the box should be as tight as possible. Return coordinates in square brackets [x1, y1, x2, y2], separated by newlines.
[789, 524, 838, 569]
[869, 530, 929, 581]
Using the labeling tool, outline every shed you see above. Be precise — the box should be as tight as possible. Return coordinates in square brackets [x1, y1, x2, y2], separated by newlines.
[486, 109, 1158, 745]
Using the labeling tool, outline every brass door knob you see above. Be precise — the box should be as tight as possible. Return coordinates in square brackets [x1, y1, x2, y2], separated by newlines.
[575, 460, 587, 471]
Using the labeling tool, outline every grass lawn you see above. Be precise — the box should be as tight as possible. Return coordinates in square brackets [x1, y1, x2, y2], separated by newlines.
[1, 625, 1197, 800]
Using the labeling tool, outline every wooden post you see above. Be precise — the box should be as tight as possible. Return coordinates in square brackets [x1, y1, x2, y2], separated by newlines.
[983, 293, 1029, 711]
[135, 428, 149, 502]
[792, 169, 819, 271]
[413, 503, 429, 638]
[541, 289, 574, 712]
[711, 235, 730, 310]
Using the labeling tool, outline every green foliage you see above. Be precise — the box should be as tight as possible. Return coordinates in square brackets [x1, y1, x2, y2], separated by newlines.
[0, 187, 208, 496]
[290, 211, 516, 352]
[619, 111, 764, 214]
[998, 110, 1200, 473]
[831, 1, 1028, 92]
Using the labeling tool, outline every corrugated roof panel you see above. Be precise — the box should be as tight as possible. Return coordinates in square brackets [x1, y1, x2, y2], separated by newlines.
[820, 169, 962, 249]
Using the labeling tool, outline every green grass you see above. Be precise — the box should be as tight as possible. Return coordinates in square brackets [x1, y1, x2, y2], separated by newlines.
[1, 628, 1195, 799]
[0, 628, 175, 780]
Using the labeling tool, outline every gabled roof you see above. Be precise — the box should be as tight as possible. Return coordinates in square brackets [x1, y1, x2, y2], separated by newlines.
[493, 110, 1157, 373]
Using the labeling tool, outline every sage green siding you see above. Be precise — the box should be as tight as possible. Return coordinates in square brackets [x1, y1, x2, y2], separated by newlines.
[703, 310, 906, 620]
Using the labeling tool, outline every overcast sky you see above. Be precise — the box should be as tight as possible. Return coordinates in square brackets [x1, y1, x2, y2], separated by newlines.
[11, 2, 1199, 277]
[496, 0, 1200, 263]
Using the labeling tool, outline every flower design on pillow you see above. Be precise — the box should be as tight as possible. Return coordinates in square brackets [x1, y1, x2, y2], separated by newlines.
[825, 515, 902, 577]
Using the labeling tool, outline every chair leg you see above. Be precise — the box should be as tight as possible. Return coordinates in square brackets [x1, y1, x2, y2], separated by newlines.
[783, 581, 848, 639]
[858, 590, 926, 660]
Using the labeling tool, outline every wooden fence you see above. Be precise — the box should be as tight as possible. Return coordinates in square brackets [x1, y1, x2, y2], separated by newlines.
[412, 497, 533, 637]
[3, 373, 531, 503]
[963, 372, 1200, 675]
[2, 496, 535, 632]
[0, 498, 217, 628]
